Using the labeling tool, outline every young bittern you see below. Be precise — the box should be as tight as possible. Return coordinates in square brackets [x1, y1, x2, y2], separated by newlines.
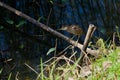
[59, 25, 84, 36]
[59, 25, 84, 43]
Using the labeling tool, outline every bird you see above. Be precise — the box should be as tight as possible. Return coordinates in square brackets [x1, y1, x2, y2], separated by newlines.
[59, 25, 84, 36]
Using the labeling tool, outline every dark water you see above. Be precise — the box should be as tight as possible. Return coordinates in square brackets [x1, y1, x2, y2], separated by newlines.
[0, 0, 120, 79]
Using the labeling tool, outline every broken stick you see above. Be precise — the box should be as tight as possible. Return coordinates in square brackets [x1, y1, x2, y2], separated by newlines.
[80, 24, 96, 65]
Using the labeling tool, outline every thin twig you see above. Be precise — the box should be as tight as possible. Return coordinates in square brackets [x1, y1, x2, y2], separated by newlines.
[15, 72, 19, 80]
[47, 8, 52, 26]
[24, 63, 39, 75]
[57, 45, 72, 56]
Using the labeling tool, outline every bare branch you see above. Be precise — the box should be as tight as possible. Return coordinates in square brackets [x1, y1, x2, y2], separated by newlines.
[80, 24, 96, 65]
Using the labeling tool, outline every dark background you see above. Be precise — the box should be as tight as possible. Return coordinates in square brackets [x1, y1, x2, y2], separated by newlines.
[0, 0, 120, 79]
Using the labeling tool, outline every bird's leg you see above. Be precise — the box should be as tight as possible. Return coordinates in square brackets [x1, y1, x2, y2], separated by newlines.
[77, 35, 80, 42]
[71, 35, 76, 39]
[75, 35, 80, 45]
[71, 35, 80, 46]
[70, 35, 76, 49]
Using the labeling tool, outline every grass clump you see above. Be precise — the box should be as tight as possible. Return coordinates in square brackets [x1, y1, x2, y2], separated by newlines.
[36, 37, 120, 80]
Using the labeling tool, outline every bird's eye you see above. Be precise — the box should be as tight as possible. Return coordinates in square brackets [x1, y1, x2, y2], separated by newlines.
[74, 27, 78, 29]
[72, 26, 74, 29]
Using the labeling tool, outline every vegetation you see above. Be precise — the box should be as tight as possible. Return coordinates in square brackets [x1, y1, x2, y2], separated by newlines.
[35, 27, 120, 80]
[36, 43, 119, 80]
[21, 32, 119, 80]
[0, 0, 120, 80]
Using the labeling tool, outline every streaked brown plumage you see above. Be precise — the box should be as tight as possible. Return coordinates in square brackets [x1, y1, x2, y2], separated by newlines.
[59, 25, 84, 36]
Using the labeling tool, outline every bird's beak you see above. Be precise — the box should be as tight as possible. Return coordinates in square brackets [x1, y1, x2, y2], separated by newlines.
[57, 27, 65, 30]
[58, 26, 68, 31]
[57, 28, 62, 30]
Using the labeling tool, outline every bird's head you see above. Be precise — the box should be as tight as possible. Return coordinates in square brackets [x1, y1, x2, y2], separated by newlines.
[59, 25, 84, 36]
[58, 26, 68, 31]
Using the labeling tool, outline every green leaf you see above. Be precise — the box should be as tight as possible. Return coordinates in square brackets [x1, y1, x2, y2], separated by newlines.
[0, 26, 4, 30]
[50, 1, 53, 4]
[0, 68, 3, 74]
[19, 44, 24, 49]
[47, 48, 56, 55]
[16, 20, 26, 27]
[37, 16, 43, 22]
[6, 19, 14, 24]
[8, 73, 12, 80]
[40, 58, 44, 80]
[62, 0, 67, 2]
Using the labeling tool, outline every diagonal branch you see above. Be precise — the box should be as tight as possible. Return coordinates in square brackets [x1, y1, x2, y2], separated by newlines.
[0, 1, 99, 56]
